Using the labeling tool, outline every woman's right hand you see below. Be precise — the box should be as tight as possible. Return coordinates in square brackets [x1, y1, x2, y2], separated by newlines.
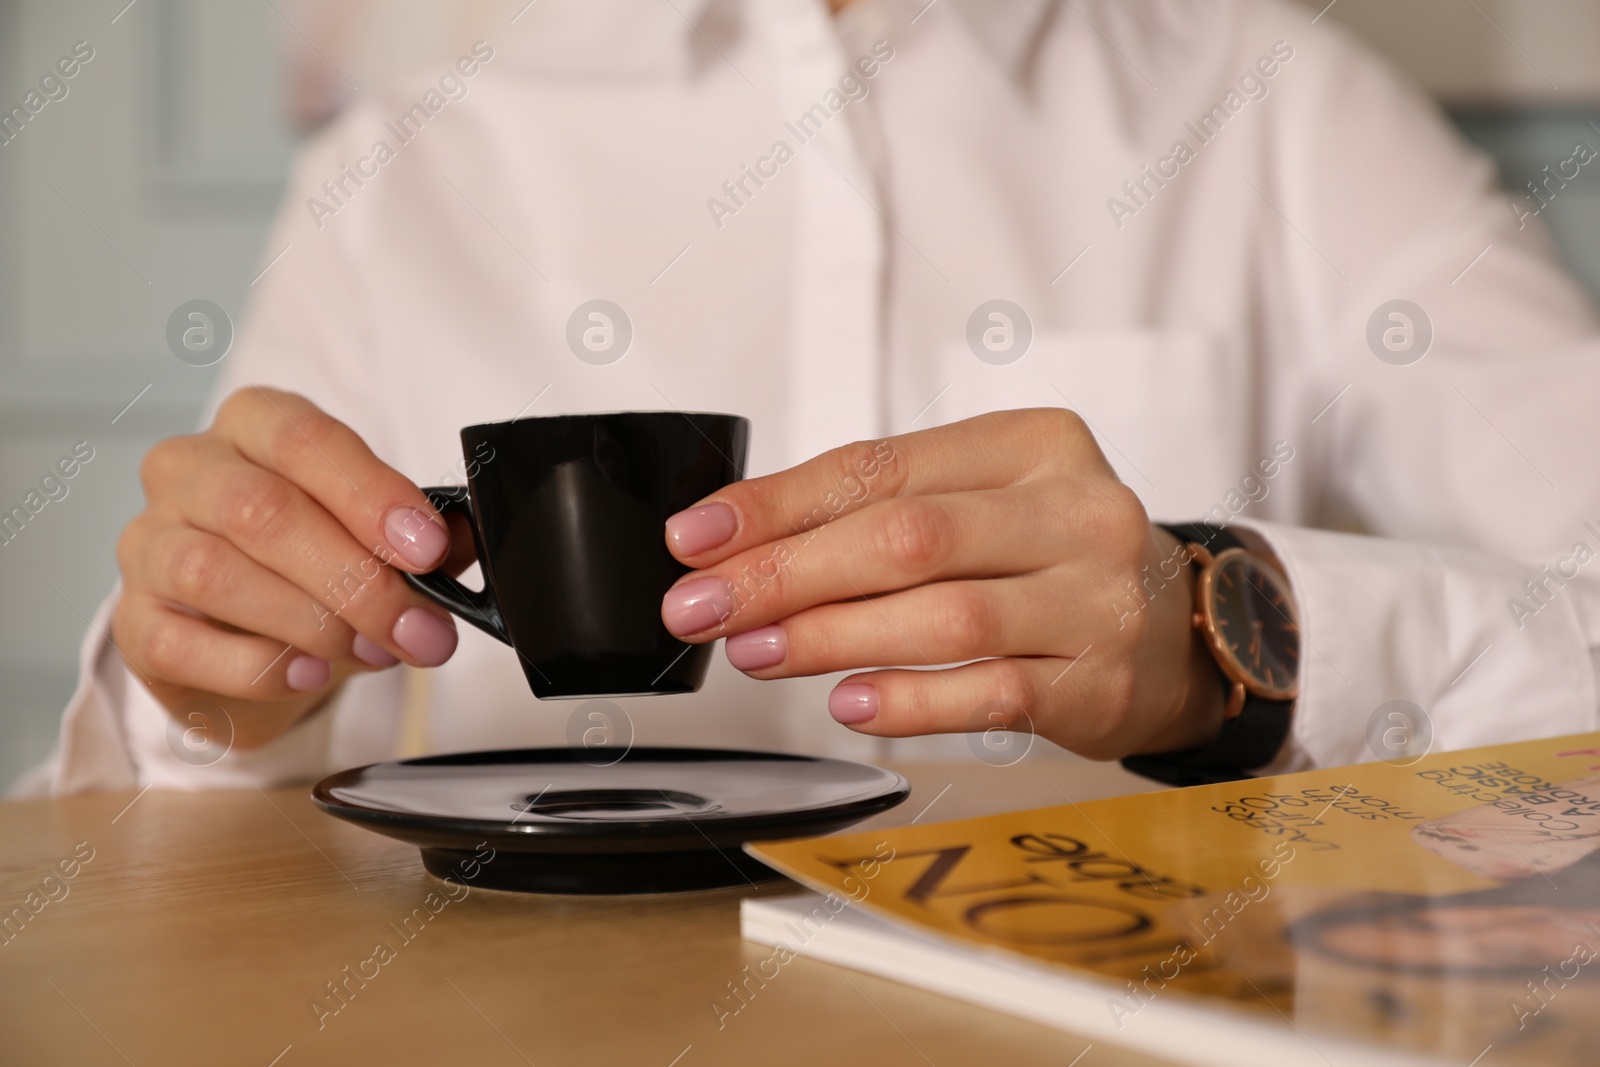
[112, 387, 464, 749]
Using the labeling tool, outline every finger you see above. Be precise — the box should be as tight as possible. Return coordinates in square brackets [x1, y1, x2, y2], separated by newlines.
[723, 576, 1090, 677]
[820, 655, 1133, 760]
[666, 408, 1108, 565]
[149, 440, 457, 667]
[662, 486, 1104, 638]
[124, 519, 391, 668]
[210, 387, 450, 572]
[117, 590, 346, 702]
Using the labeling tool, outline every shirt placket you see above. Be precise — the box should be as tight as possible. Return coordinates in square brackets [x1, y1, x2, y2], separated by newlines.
[756, 0, 887, 468]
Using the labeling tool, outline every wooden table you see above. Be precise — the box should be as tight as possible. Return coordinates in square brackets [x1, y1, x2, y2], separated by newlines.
[0, 755, 1173, 1067]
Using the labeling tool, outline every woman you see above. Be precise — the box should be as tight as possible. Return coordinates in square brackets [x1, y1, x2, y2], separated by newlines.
[30, 0, 1600, 792]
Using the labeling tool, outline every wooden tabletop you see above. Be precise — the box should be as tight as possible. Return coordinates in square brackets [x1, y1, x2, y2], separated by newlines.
[0, 754, 1173, 1067]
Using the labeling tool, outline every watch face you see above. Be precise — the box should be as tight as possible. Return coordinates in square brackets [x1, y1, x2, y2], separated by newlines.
[1202, 550, 1300, 699]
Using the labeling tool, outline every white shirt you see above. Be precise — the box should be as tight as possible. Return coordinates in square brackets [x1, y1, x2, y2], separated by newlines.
[27, 0, 1600, 794]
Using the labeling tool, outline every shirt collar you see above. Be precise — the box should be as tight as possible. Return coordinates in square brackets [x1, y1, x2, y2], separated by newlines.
[831, 0, 1060, 81]
[944, 0, 1059, 78]
[498, 0, 1059, 83]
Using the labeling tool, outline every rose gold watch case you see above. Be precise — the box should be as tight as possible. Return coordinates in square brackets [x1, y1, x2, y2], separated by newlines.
[1190, 546, 1300, 704]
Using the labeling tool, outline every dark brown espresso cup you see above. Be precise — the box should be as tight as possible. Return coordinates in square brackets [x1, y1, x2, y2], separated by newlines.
[403, 411, 749, 698]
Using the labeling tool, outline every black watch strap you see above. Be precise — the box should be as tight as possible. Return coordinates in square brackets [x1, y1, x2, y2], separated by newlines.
[1119, 522, 1295, 787]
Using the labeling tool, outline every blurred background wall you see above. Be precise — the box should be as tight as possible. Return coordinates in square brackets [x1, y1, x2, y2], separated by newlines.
[3, 0, 1599, 788]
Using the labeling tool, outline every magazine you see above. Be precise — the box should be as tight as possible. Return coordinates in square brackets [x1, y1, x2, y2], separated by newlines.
[743, 733, 1600, 1066]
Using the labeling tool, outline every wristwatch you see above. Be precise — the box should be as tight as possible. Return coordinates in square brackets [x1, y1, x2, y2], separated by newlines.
[1121, 522, 1300, 787]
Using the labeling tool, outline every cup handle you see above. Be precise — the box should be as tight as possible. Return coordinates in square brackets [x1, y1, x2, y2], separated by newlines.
[400, 486, 511, 645]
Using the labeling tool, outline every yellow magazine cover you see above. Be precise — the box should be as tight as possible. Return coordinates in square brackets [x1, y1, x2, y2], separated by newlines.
[747, 732, 1600, 1066]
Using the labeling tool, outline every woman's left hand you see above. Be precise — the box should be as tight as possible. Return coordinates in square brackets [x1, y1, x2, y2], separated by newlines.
[659, 408, 1226, 760]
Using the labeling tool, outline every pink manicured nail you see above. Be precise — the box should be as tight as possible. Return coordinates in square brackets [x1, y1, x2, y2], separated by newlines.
[666, 504, 737, 557]
[352, 634, 400, 668]
[661, 577, 734, 636]
[384, 506, 450, 569]
[829, 684, 878, 725]
[286, 655, 331, 692]
[393, 607, 458, 666]
[726, 625, 786, 671]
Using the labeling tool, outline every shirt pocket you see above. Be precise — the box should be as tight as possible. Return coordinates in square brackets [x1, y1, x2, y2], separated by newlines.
[936, 328, 1248, 520]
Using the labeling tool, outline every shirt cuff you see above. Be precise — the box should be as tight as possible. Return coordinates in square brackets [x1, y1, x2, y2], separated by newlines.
[1238, 521, 1598, 775]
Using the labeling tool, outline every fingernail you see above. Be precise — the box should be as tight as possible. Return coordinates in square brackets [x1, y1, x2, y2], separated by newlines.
[726, 624, 786, 671]
[352, 634, 400, 668]
[661, 576, 734, 636]
[666, 503, 737, 557]
[385, 506, 449, 570]
[829, 684, 878, 725]
[286, 655, 331, 692]
[393, 607, 458, 666]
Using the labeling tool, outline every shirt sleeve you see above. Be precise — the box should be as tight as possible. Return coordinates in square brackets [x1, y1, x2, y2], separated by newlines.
[1239, 13, 1600, 773]
[1241, 521, 1598, 775]
[28, 103, 410, 795]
